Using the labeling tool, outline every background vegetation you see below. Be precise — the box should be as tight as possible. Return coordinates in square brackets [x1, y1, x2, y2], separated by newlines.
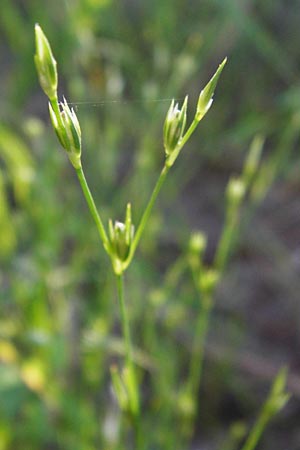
[0, 0, 300, 449]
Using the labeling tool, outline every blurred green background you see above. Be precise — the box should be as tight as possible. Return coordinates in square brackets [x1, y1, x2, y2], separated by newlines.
[0, 0, 300, 449]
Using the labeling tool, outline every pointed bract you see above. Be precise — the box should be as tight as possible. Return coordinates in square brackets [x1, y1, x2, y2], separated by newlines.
[125, 203, 133, 246]
[196, 57, 227, 121]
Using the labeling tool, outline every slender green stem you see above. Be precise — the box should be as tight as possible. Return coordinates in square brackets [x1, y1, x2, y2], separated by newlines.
[165, 118, 200, 167]
[123, 117, 202, 270]
[240, 407, 270, 450]
[124, 163, 170, 268]
[75, 166, 109, 249]
[116, 274, 133, 366]
[133, 413, 143, 450]
[182, 293, 212, 441]
[116, 274, 141, 445]
[180, 118, 201, 150]
[188, 294, 212, 397]
[186, 252, 210, 399]
[214, 212, 238, 273]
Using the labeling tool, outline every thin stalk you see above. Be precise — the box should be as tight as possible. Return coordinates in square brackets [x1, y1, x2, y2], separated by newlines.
[124, 117, 201, 269]
[179, 118, 200, 151]
[116, 274, 133, 366]
[75, 166, 109, 249]
[116, 274, 141, 447]
[125, 163, 170, 268]
[188, 294, 212, 397]
[214, 212, 238, 274]
[182, 293, 213, 440]
[132, 414, 143, 450]
[186, 249, 210, 398]
[240, 408, 270, 450]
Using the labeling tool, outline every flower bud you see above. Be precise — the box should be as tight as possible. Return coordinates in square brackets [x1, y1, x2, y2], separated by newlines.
[226, 177, 246, 207]
[199, 268, 219, 296]
[34, 24, 58, 100]
[108, 203, 134, 273]
[48, 97, 82, 168]
[163, 96, 188, 156]
[196, 57, 227, 121]
[189, 231, 207, 257]
[188, 231, 207, 272]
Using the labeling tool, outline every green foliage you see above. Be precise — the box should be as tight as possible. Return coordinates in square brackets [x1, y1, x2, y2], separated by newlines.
[0, 1, 298, 449]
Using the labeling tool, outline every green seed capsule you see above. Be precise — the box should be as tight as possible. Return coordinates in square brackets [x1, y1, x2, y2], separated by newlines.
[108, 203, 135, 273]
[163, 96, 188, 156]
[34, 24, 58, 101]
[48, 97, 82, 168]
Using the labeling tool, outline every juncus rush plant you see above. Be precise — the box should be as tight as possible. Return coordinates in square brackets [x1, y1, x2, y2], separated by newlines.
[35, 23, 229, 445]
[180, 136, 290, 445]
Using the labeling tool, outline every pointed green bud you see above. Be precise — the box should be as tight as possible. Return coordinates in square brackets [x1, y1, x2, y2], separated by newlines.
[163, 96, 188, 156]
[34, 24, 58, 101]
[108, 204, 135, 273]
[49, 97, 82, 168]
[196, 57, 227, 121]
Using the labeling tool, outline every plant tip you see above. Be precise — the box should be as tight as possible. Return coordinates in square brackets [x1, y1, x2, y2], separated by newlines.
[195, 57, 227, 121]
[34, 24, 58, 100]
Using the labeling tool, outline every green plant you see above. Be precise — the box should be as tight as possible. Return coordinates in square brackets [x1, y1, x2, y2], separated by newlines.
[240, 368, 290, 450]
[34, 23, 290, 450]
